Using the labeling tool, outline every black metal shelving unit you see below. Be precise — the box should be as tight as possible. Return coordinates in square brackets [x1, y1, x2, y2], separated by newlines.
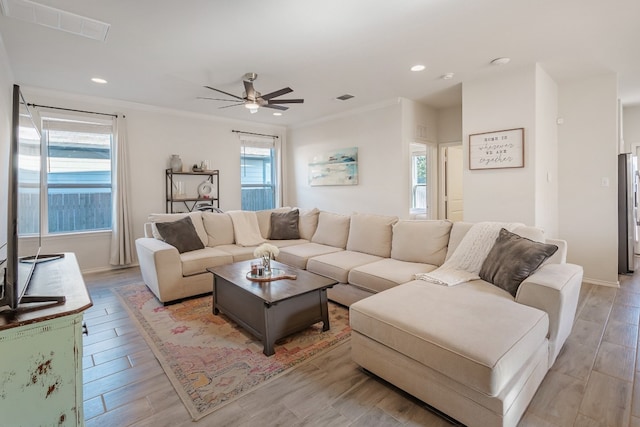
[165, 168, 220, 213]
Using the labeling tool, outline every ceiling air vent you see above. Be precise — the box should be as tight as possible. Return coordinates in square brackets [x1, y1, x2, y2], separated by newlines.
[0, 0, 110, 42]
[336, 94, 354, 101]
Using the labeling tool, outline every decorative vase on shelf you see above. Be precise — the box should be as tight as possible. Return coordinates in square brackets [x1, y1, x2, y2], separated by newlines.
[170, 154, 182, 172]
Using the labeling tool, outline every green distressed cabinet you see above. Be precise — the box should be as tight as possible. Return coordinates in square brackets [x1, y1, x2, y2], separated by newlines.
[0, 253, 92, 426]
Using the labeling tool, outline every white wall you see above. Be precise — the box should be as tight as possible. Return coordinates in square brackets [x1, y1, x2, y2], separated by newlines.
[624, 105, 640, 151]
[437, 105, 462, 144]
[0, 39, 14, 249]
[287, 99, 409, 217]
[20, 88, 285, 272]
[534, 65, 559, 238]
[558, 74, 619, 286]
[462, 66, 537, 225]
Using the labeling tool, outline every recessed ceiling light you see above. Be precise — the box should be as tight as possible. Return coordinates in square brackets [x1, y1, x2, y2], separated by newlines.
[273, 112, 282, 116]
[91, 77, 107, 84]
[410, 64, 426, 72]
[490, 57, 511, 66]
[442, 73, 455, 80]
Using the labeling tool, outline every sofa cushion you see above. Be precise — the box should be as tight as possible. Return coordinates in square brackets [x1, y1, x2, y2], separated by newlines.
[202, 212, 235, 247]
[276, 242, 344, 270]
[298, 208, 320, 240]
[180, 247, 234, 276]
[391, 220, 452, 265]
[256, 207, 291, 239]
[348, 258, 438, 294]
[480, 228, 558, 297]
[216, 244, 259, 262]
[267, 238, 309, 248]
[346, 213, 398, 257]
[350, 280, 549, 397]
[269, 209, 300, 240]
[306, 250, 382, 283]
[149, 211, 208, 247]
[311, 211, 351, 249]
[155, 216, 205, 254]
[512, 225, 545, 242]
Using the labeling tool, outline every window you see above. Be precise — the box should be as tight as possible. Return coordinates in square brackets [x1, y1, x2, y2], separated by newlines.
[240, 135, 278, 211]
[17, 118, 41, 235]
[42, 115, 113, 233]
[411, 143, 427, 214]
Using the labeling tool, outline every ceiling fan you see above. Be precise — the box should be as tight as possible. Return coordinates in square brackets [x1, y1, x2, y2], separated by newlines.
[199, 73, 304, 114]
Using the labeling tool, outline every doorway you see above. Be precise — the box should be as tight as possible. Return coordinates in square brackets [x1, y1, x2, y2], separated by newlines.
[439, 144, 464, 221]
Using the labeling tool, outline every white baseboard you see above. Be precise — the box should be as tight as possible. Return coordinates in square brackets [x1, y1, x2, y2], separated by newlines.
[81, 262, 140, 275]
[582, 277, 620, 288]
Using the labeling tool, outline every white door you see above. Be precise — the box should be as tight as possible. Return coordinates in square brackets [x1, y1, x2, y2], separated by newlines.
[445, 145, 464, 222]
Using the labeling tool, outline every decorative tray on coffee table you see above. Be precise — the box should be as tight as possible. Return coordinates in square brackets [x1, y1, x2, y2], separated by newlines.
[246, 268, 297, 282]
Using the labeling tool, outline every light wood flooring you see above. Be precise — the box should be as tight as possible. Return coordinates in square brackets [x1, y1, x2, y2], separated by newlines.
[81, 266, 640, 426]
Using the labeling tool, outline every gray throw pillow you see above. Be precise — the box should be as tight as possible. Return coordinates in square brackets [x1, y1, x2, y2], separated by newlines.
[269, 209, 300, 240]
[155, 216, 205, 253]
[479, 228, 558, 297]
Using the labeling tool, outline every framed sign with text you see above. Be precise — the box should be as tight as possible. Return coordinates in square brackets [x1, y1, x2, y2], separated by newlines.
[469, 128, 524, 170]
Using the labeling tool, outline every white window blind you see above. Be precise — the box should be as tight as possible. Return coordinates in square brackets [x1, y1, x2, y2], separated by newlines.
[42, 111, 113, 134]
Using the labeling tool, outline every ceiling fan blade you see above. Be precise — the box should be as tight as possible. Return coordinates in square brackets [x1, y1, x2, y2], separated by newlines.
[263, 104, 288, 111]
[197, 97, 244, 102]
[268, 99, 304, 104]
[243, 80, 256, 100]
[261, 87, 293, 100]
[218, 103, 246, 109]
[204, 85, 244, 100]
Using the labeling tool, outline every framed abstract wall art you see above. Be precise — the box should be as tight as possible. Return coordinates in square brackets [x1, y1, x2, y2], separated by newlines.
[308, 147, 358, 186]
[469, 128, 524, 170]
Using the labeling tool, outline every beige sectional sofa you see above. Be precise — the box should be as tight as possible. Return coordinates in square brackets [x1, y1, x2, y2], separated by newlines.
[135, 207, 583, 427]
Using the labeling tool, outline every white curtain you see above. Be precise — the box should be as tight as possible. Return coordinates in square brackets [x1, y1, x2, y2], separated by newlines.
[110, 114, 136, 266]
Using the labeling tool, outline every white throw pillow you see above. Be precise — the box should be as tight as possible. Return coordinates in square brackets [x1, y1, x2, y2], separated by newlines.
[391, 220, 452, 265]
[202, 212, 234, 247]
[346, 212, 398, 257]
[311, 211, 350, 249]
[298, 208, 320, 240]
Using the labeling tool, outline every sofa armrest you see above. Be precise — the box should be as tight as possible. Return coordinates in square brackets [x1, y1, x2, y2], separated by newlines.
[515, 263, 583, 366]
[143, 222, 154, 238]
[135, 237, 184, 302]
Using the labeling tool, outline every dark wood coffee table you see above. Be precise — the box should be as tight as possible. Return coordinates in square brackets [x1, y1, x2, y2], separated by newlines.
[207, 260, 337, 356]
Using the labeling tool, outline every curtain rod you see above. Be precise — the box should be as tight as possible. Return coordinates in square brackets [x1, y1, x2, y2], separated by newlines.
[27, 103, 120, 118]
[232, 130, 279, 139]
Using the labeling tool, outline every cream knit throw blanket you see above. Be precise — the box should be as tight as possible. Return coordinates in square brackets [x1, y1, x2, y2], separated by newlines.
[414, 222, 522, 286]
[227, 210, 265, 247]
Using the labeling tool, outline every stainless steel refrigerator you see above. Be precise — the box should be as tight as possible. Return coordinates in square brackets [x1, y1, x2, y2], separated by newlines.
[618, 153, 638, 274]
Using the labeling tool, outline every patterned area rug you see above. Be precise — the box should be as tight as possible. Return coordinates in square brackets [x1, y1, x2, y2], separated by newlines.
[113, 283, 351, 421]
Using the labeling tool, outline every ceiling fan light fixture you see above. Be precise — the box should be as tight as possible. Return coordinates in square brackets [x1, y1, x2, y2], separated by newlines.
[202, 73, 303, 113]
[245, 101, 259, 113]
